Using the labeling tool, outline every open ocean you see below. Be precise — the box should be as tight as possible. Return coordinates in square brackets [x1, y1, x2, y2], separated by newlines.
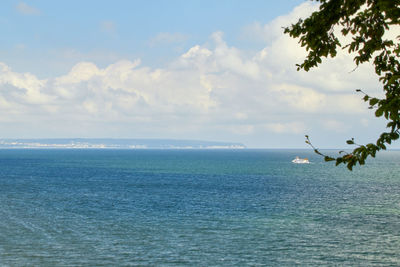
[0, 149, 399, 266]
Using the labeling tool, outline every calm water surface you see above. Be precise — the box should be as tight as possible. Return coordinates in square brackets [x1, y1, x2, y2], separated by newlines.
[0, 149, 399, 266]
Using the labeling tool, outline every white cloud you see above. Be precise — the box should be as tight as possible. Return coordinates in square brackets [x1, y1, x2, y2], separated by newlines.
[0, 2, 388, 147]
[211, 32, 261, 79]
[272, 83, 327, 112]
[182, 45, 212, 59]
[16, 2, 41, 15]
[0, 63, 50, 104]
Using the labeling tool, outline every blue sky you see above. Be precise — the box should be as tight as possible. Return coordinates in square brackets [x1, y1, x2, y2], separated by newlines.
[2, 0, 304, 76]
[0, 1, 395, 148]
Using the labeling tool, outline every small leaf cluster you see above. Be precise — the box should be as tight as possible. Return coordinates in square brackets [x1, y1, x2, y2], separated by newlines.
[285, 0, 400, 170]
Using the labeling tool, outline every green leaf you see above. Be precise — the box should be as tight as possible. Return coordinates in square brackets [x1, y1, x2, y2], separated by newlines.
[369, 98, 379, 106]
[375, 108, 384, 117]
[324, 156, 335, 162]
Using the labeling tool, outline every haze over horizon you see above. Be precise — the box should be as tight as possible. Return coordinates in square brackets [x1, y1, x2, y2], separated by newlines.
[0, 0, 397, 148]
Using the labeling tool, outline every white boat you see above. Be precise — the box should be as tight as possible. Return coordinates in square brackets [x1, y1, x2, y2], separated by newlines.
[292, 156, 310, 164]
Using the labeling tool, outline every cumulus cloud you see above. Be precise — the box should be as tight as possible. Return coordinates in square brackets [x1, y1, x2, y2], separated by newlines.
[16, 2, 41, 15]
[0, 63, 50, 104]
[272, 83, 327, 112]
[0, 2, 386, 147]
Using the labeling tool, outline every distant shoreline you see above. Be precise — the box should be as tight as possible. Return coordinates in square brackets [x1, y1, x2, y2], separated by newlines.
[0, 138, 246, 149]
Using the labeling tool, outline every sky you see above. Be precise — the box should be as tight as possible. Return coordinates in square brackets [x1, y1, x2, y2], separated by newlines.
[0, 0, 397, 148]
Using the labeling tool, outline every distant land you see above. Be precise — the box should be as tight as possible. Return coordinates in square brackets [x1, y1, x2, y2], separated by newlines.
[0, 139, 246, 149]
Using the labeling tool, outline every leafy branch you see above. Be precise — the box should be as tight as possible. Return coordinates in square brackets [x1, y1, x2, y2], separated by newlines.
[285, 0, 400, 170]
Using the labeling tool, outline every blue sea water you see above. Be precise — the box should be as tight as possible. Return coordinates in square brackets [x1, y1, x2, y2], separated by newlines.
[0, 149, 400, 266]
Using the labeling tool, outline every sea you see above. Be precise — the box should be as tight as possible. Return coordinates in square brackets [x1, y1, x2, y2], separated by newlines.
[0, 149, 399, 266]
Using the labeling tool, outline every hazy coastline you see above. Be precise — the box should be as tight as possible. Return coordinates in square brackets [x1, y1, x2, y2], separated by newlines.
[0, 138, 246, 149]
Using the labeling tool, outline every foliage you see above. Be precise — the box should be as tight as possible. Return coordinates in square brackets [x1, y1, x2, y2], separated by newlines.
[284, 0, 400, 170]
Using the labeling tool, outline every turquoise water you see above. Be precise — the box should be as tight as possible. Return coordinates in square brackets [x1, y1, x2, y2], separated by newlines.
[0, 149, 399, 266]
